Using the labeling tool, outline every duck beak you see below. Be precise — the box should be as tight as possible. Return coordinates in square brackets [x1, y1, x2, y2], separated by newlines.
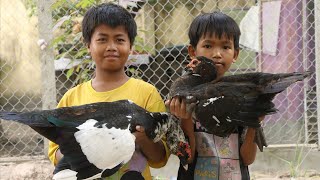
[182, 66, 193, 75]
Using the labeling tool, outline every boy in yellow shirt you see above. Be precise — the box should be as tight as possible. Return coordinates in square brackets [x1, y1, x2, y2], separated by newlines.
[48, 3, 169, 179]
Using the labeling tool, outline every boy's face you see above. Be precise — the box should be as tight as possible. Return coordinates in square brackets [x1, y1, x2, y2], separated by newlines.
[88, 24, 131, 72]
[188, 33, 239, 78]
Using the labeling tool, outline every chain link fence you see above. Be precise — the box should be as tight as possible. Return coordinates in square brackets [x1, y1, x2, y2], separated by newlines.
[0, 0, 319, 161]
[0, 0, 44, 158]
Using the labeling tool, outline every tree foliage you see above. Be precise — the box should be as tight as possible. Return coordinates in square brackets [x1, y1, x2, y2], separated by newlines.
[25, 0, 149, 82]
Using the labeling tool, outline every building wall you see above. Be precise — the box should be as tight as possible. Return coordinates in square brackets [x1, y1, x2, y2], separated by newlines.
[0, 0, 41, 111]
[0, 0, 42, 154]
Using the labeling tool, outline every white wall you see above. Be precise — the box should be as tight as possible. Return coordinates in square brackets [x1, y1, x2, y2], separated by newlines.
[0, 0, 41, 96]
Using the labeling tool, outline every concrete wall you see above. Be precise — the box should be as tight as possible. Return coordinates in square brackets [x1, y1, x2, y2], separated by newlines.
[0, 0, 41, 97]
[150, 147, 320, 178]
[137, 0, 255, 50]
[250, 146, 320, 174]
[0, 0, 43, 155]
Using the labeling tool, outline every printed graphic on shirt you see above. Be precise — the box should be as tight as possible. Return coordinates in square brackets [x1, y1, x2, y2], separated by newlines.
[219, 159, 241, 180]
[194, 156, 219, 180]
[195, 121, 210, 133]
[214, 134, 239, 159]
[196, 133, 217, 156]
[194, 131, 242, 180]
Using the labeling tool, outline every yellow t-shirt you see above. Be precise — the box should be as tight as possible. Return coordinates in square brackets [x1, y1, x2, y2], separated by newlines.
[48, 78, 169, 179]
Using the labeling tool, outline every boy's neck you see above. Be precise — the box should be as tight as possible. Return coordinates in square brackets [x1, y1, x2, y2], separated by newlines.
[91, 70, 130, 92]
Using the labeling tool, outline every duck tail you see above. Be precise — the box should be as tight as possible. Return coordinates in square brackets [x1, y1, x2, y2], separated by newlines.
[0, 111, 80, 144]
[255, 127, 268, 152]
[0, 111, 53, 127]
[256, 71, 311, 114]
[262, 71, 311, 94]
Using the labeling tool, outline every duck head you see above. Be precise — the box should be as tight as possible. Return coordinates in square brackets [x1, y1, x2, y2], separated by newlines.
[186, 56, 218, 83]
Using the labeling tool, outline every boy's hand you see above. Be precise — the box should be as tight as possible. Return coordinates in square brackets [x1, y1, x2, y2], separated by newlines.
[165, 97, 196, 163]
[240, 115, 266, 165]
[165, 97, 193, 136]
[166, 97, 191, 119]
[132, 126, 166, 163]
[133, 125, 148, 145]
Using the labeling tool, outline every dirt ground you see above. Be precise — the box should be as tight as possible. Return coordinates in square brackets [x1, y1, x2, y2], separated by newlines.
[0, 156, 320, 180]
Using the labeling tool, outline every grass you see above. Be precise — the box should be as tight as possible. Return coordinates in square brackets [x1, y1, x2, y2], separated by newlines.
[267, 130, 314, 178]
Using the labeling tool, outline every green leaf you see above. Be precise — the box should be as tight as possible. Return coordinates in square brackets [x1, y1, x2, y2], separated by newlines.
[138, 29, 149, 33]
[72, 32, 83, 43]
[56, 51, 67, 59]
[134, 45, 144, 53]
[89, 61, 96, 69]
[147, 0, 157, 5]
[144, 46, 152, 53]
[76, 65, 81, 72]
[66, 67, 74, 79]
[49, 36, 65, 48]
[80, 69, 91, 82]
[75, 48, 88, 58]
[135, 36, 144, 43]
[51, 0, 67, 10]
[76, 0, 95, 8]
[81, 59, 92, 65]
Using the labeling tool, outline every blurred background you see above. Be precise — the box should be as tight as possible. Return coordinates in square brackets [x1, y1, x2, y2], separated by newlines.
[0, 0, 319, 179]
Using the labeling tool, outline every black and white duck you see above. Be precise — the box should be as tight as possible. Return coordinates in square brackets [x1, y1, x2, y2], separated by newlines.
[0, 99, 191, 179]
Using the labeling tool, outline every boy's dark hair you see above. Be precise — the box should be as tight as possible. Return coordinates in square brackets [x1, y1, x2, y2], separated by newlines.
[188, 12, 241, 50]
[82, 3, 137, 46]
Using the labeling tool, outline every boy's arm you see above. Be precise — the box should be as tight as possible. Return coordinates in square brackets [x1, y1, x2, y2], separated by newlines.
[240, 128, 257, 166]
[166, 97, 196, 163]
[240, 116, 264, 166]
[133, 127, 167, 164]
[48, 141, 63, 165]
[137, 90, 170, 167]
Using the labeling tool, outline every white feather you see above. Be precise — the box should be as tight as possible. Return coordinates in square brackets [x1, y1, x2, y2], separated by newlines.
[212, 115, 220, 126]
[53, 169, 103, 180]
[52, 169, 77, 180]
[82, 173, 102, 180]
[76, 119, 97, 130]
[203, 96, 224, 107]
[75, 119, 135, 170]
[186, 95, 193, 100]
[152, 113, 171, 142]
[226, 116, 232, 122]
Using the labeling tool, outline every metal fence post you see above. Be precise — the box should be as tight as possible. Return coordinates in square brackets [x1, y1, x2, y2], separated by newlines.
[37, 0, 57, 157]
[315, 0, 320, 150]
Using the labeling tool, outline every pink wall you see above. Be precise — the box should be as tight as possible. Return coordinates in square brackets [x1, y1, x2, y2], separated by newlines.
[259, 0, 306, 123]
